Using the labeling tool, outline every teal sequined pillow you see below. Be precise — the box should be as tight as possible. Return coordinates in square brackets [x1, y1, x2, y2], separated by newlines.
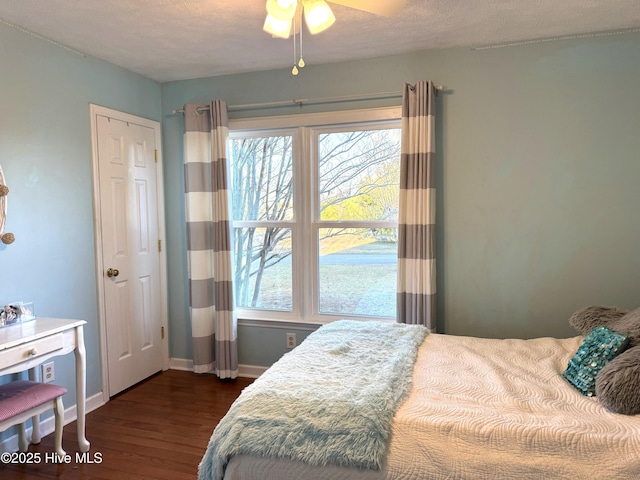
[563, 326, 630, 396]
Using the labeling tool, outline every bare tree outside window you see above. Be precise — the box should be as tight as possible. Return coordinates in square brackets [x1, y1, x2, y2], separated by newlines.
[231, 135, 294, 309]
[230, 126, 400, 317]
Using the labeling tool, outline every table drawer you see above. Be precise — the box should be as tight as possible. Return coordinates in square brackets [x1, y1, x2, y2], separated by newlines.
[0, 333, 64, 367]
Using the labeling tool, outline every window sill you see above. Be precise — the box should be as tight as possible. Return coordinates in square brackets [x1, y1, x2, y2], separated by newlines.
[238, 317, 320, 331]
[237, 315, 396, 331]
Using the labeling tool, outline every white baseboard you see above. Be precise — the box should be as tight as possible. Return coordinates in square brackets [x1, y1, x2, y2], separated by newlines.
[169, 358, 267, 378]
[0, 391, 105, 453]
[237, 364, 267, 378]
[168, 357, 194, 371]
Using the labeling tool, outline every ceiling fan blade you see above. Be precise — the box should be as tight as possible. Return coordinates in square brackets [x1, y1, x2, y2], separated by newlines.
[327, 0, 407, 17]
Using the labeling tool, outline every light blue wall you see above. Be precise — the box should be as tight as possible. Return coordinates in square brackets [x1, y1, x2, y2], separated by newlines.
[162, 32, 640, 363]
[0, 23, 161, 440]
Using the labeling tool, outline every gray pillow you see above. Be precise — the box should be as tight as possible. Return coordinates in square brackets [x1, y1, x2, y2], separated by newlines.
[569, 306, 628, 335]
[609, 307, 640, 347]
[595, 347, 640, 415]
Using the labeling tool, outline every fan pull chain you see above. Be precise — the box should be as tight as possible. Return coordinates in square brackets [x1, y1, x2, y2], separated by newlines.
[292, 16, 298, 75]
[298, 18, 305, 69]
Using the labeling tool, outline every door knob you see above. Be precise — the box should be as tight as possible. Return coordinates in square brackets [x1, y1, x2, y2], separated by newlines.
[106, 268, 120, 278]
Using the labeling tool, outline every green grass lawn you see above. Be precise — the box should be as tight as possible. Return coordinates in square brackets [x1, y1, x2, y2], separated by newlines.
[254, 241, 397, 317]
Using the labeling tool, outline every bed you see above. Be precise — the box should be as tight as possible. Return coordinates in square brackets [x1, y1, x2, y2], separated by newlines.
[199, 320, 640, 480]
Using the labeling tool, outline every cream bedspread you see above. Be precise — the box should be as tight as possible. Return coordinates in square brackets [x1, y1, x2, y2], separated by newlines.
[386, 333, 640, 479]
[224, 334, 640, 480]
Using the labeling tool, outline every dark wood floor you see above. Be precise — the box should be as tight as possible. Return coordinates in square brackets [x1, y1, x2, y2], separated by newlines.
[0, 370, 253, 480]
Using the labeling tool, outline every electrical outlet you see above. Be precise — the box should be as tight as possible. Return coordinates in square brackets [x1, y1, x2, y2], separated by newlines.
[42, 361, 55, 383]
[286, 333, 296, 349]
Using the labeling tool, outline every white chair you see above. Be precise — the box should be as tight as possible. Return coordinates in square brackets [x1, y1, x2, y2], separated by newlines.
[0, 380, 66, 458]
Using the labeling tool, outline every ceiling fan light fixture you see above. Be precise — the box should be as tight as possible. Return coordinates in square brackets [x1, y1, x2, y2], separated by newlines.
[277, 0, 297, 9]
[263, 14, 293, 39]
[266, 0, 297, 21]
[302, 0, 335, 34]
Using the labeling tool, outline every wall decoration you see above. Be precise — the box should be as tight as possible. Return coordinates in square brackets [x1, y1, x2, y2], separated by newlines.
[0, 165, 14, 244]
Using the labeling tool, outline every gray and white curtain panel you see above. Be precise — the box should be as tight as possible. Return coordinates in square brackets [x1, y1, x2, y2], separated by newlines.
[397, 81, 437, 331]
[183, 101, 238, 379]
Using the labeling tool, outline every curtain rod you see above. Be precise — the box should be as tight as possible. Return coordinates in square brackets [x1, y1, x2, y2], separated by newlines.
[171, 85, 444, 115]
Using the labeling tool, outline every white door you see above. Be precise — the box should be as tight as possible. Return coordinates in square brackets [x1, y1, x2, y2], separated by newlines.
[95, 113, 164, 396]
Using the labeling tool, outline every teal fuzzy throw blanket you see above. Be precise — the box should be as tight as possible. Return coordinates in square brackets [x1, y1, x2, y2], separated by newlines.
[198, 320, 428, 480]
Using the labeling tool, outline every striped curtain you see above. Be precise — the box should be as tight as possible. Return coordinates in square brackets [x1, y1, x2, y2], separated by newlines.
[183, 101, 238, 379]
[397, 81, 437, 331]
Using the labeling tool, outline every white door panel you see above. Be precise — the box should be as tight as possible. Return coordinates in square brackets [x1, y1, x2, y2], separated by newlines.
[96, 115, 163, 396]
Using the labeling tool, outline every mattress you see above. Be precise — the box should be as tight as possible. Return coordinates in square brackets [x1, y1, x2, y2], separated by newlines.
[220, 333, 640, 480]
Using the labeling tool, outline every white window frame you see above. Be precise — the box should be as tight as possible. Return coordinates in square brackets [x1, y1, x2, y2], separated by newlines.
[229, 106, 402, 325]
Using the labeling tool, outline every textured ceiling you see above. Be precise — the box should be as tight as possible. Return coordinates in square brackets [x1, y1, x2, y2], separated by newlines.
[1, 0, 640, 82]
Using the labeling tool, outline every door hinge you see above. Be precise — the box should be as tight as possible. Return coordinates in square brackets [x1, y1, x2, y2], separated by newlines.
[161, 326, 165, 339]
[154, 149, 158, 163]
[158, 239, 162, 252]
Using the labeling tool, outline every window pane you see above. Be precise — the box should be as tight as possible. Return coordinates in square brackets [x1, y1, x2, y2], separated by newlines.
[230, 135, 294, 221]
[318, 228, 397, 317]
[318, 129, 401, 222]
[234, 227, 292, 311]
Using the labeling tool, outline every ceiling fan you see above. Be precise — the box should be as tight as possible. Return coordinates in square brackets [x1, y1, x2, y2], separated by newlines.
[263, 0, 407, 74]
[263, 0, 407, 38]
